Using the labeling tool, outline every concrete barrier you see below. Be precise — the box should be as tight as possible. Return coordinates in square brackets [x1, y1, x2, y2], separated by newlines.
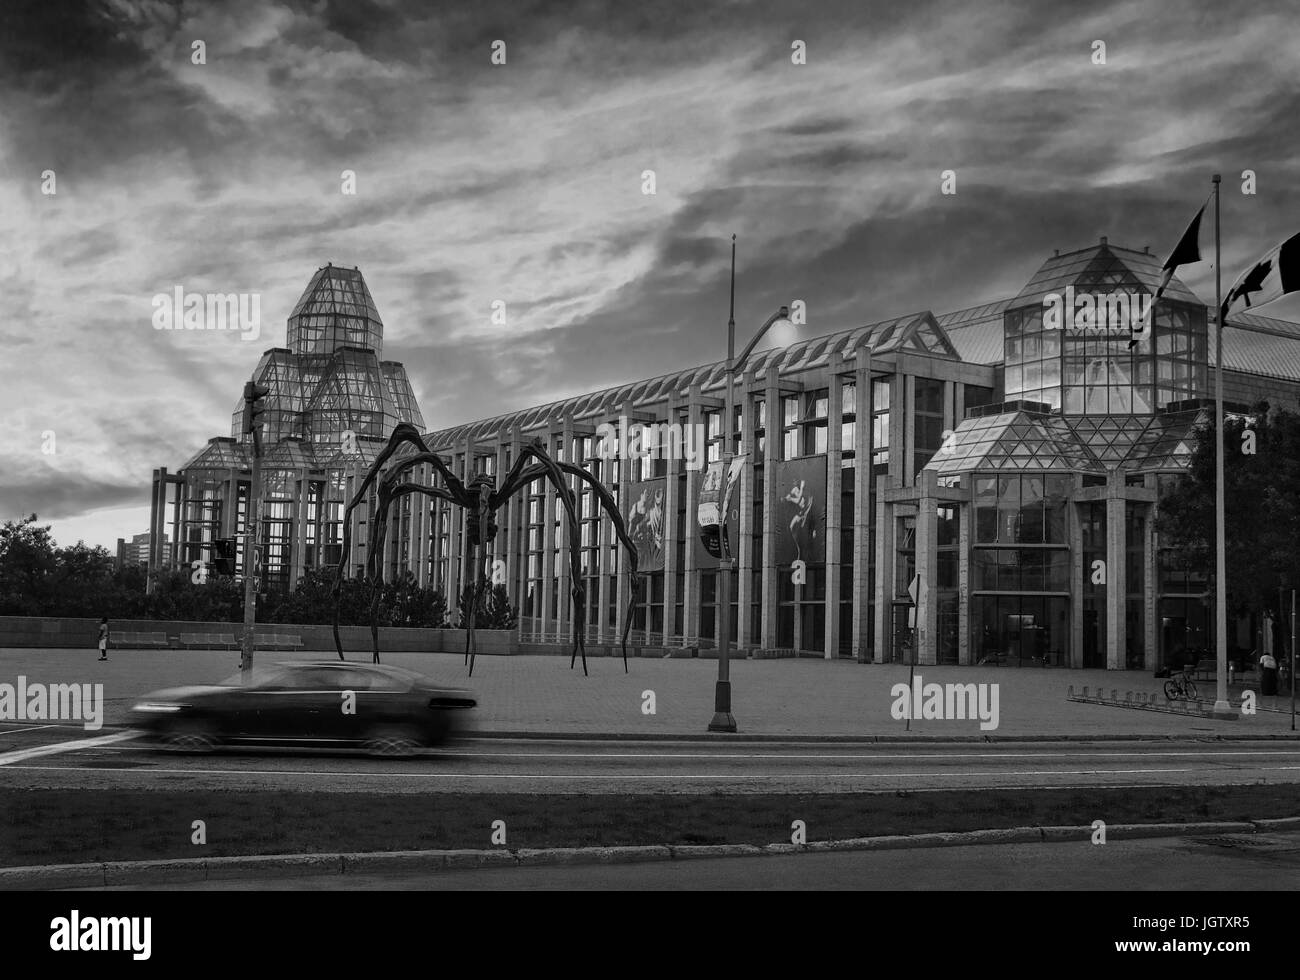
[0, 615, 515, 655]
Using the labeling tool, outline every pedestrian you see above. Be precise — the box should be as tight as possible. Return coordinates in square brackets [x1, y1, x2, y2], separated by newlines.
[1260, 650, 1278, 696]
[97, 616, 109, 661]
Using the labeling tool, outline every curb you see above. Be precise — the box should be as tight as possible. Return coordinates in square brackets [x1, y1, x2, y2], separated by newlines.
[2, 819, 1289, 889]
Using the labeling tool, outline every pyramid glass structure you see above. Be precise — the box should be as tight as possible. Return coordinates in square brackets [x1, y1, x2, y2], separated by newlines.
[169, 264, 427, 590]
[1002, 242, 1209, 414]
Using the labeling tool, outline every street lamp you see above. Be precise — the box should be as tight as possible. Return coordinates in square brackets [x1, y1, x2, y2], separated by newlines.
[709, 233, 791, 733]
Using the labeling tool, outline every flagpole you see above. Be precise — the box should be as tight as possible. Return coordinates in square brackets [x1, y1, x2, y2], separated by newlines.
[1211, 173, 1234, 719]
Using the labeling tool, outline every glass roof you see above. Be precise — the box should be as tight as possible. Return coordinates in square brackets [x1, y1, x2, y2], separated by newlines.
[179, 265, 425, 479]
[926, 411, 1105, 475]
[1011, 243, 1202, 310]
[286, 264, 384, 357]
[181, 437, 250, 472]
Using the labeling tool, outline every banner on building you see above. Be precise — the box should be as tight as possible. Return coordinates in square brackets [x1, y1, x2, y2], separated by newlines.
[697, 455, 746, 563]
[626, 478, 666, 572]
[774, 456, 827, 566]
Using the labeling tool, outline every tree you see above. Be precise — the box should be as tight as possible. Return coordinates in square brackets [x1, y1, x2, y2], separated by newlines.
[263, 566, 449, 627]
[0, 515, 58, 614]
[1156, 401, 1300, 628]
[142, 567, 244, 622]
[456, 577, 518, 630]
[49, 542, 118, 618]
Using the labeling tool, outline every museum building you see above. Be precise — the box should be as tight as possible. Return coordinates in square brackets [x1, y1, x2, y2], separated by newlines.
[150, 240, 1300, 670]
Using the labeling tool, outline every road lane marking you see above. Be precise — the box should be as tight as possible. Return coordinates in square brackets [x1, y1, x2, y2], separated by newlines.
[0, 724, 59, 733]
[0, 731, 140, 767]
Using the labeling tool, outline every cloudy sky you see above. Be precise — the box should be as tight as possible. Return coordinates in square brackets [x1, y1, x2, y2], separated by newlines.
[2, 0, 1299, 551]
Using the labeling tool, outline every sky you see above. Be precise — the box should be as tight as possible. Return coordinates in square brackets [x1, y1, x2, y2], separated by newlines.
[2, 0, 1300, 552]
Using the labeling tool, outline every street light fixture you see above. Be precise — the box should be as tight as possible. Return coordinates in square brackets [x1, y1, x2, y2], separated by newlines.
[709, 233, 791, 733]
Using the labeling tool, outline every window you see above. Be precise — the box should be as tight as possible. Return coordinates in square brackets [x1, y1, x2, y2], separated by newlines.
[913, 378, 945, 476]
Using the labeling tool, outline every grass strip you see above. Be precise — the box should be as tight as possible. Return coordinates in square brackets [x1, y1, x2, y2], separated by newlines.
[1, 784, 1296, 867]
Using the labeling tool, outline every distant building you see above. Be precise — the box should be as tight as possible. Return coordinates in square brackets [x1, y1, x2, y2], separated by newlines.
[116, 531, 163, 570]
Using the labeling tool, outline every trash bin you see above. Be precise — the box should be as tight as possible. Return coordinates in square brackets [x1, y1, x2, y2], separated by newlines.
[1262, 664, 1279, 696]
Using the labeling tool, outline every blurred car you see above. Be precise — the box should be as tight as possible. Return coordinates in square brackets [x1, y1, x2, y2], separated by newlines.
[129, 661, 476, 756]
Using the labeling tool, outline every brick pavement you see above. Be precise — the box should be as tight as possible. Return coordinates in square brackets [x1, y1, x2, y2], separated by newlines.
[2, 647, 1296, 737]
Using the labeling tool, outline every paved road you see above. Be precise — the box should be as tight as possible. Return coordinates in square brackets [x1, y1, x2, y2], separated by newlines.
[3, 726, 1300, 794]
[82, 831, 1300, 890]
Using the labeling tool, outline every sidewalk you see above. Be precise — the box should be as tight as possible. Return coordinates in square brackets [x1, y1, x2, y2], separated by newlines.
[2, 647, 1297, 738]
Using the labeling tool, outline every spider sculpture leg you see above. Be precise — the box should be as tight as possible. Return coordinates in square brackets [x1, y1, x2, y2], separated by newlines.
[333, 423, 434, 660]
[556, 462, 643, 674]
[334, 423, 466, 662]
[490, 449, 586, 672]
[465, 545, 487, 677]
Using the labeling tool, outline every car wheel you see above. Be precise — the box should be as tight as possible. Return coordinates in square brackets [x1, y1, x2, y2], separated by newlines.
[162, 719, 217, 753]
[365, 725, 423, 758]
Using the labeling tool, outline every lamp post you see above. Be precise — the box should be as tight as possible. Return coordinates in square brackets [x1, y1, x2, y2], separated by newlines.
[709, 233, 791, 733]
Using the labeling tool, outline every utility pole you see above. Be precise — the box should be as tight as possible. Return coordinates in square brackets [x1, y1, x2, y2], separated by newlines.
[240, 381, 270, 683]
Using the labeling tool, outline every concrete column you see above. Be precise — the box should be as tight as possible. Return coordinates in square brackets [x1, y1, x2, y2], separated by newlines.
[506, 430, 527, 631]
[291, 472, 309, 583]
[852, 347, 872, 661]
[736, 377, 755, 649]
[915, 469, 938, 666]
[958, 495, 971, 665]
[540, 432, 556, 641]
[616, 402, 635, 644]
[149, 469, 163, 573]
[556, 418, 575, 642]
[595, 428, 612, 645]
[760, 376, 781, 649]
[1143, 491, 1157, 671]
[663, 396, 681, 644]
[873, 475, 892, 663]
[903, 373, 916, 485]
[1106, 472, 1126, 670]
[682, 388, 703, 644]
[613, 413, 634, 642]
[222, 469, 239, 538]
[824, 356, 845, 659]
[1069, 477, 1084, 668]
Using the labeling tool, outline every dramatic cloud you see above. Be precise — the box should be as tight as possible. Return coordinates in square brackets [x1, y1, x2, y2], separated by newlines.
[1, 0, 1299, 548]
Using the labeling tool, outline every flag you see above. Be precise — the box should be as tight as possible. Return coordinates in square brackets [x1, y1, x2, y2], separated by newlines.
[1222, 231, 1300, 320]
[1130, 202, 1205, 349]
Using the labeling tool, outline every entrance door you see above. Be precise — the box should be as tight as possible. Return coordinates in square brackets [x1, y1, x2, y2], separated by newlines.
[890, 603, 914, 664]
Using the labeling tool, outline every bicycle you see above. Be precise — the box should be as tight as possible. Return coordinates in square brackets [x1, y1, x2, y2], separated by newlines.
[1163, 669, 1199, 702]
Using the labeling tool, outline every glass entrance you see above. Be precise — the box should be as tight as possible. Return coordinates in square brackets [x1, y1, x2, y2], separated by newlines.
[890, 603, 914, 664]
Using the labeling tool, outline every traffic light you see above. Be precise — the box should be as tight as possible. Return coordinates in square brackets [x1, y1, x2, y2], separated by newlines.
[241, 381, 271, 435]
[211, 537, 237, 576]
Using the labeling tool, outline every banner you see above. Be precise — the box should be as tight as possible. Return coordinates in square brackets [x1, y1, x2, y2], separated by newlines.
[774, 456, 826, 565]
[697, 455, 746, 563]
[626, 478, 666, 572]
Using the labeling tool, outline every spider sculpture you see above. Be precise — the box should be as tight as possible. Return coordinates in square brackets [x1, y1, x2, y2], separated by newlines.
[331, 422, 642, 676]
